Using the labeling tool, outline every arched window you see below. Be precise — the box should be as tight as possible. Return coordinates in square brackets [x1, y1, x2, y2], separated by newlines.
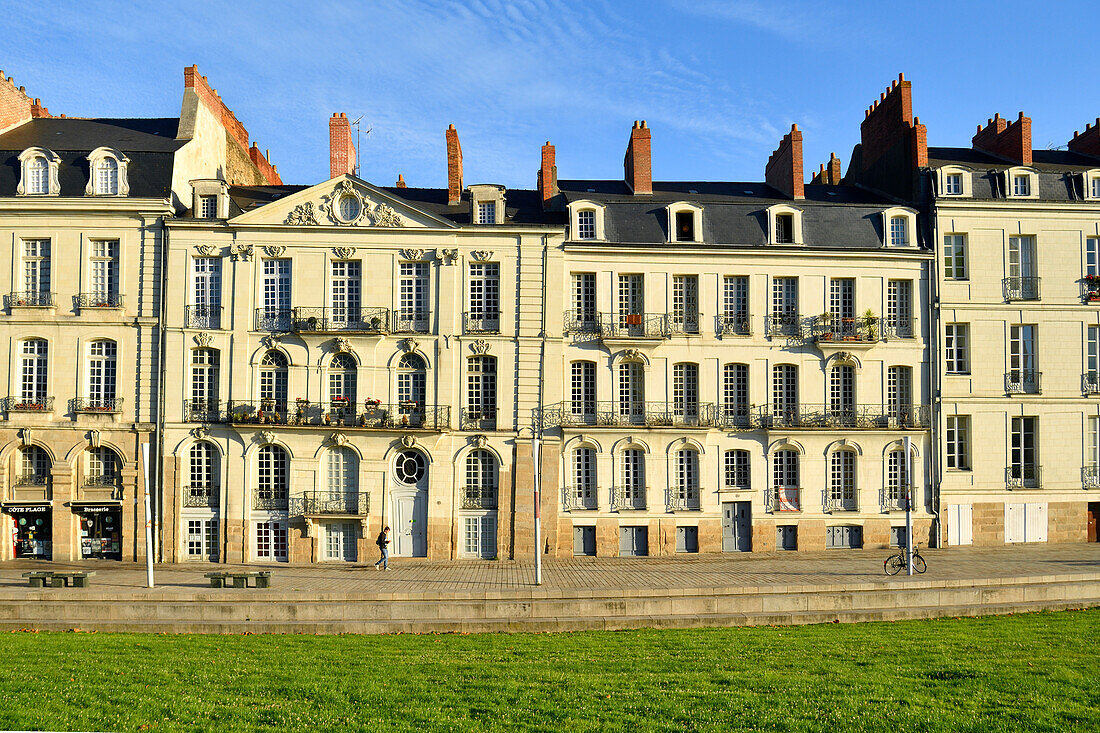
[674, 449, 700, 510]
[772, 449, 800, 511]
[327, 446, 358, 499]
[885, 448, 910, 511]
[18, 445, 50, 487]
[187, 441, 218, 507]
[828, 365, 854, 424]
[257, 444, 288, 507]
[828, 450, 857, 511]
[772, 364, 798, 426]
[618, 360, 644, 423]
[466, 356, 497, 429]
[86, 340, 117, 408]
[464, 449, 497, 509]
[724, 449, 750, 489]
[672, 362, 699, 420]
[618, 448, 645, 510]
[570, 447, 596, 510]
[329, 353, 357, 405]
[190, 349, 219, 418]
[396, 353, 426, 406]
[26, 156, 48, 194]
[259, 350, 288, 410]
[20, 339, 48, 405]
[570, 360, 597, 422]
[85, 446, 122, 495]
[96, 157, 119, 195]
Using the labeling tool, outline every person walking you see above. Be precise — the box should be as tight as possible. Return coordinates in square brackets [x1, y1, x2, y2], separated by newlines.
[374, 526, 391, 570]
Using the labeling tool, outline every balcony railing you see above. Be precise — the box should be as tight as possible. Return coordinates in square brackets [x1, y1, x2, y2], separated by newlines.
[1082, 466, 1100, 489]
[547, 401, 717, 428]
[223, 400, 450, 430]
[460, 485, 498, 510]
[669, 313, 700, 335]
[14, 473, 49, 487]
[253, 489, 289, 511]
[715, 405, 754, 430]
[460, 407, 498, 431]
[292, 307, 389, 335]
[811, 316, 884, 344]
[665, 489, 701, 511]
[463, 310, 501, 333]
[716, 312, 751, 336]
[610, 486, 646, 511]
[76, 292, 123, 309]
[82, 478, 123, 501]
[562, 486, 597, 511]
[254, 308, 293, 332]
[182, 485, 219, 508]
[599, 313, 671, 340]
[1005, 465, 1041, 490]
[884, 318, 916, 339]
[183, 399, 226, 422]
[723, 468, 751, 491]
[879, 485, 911, 512]
[766, 312, 802, 337]
[1083, 373, 1100, 394]
[563, 309, 601, 334]
[290, 491, 368, 515]
[757, 404, 930, 430]
[1082, 279, 1100, 303]
[823, 490, 858, 513]
[1005, 371, 1041, 394]
[3, 396, 54, 412]
[72, 397, 123, 414]
[392, 309, 431, 333]
[6, 291, 54, 307]
[766, 487, 802, 513]
[185, 305, 222, 329]
[1003, 276, 1041, 301]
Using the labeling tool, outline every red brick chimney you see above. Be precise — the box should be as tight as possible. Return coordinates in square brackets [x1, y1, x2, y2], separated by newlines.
[0, 71, 35, 134]
[396, 173, 407, 188]
[538, 141, 559, 211]
[810, 153, 843, 185]
[765, 124, 805, 199]
[1068, 119, 1100, 157]
[859, 73, 927, 172]
[447, 124, 463, 205]
[624, 120, 652, 195]
[972, 112, 1031, 165]
[329, 113, 357, 179]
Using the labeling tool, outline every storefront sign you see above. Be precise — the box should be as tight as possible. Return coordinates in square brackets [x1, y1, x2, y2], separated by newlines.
[77, 505, 117, 514]
[3, 505, 49, 515]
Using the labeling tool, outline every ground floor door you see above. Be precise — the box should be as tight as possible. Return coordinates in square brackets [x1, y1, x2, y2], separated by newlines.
[619, 526, 648, 556]
[573, 526, 595, 556]
[462, 514, 497, 558]
[323, 521, 357, 561]
[1005, 502, 1047, 543]
[185, 516, 219, 561]
[391, 490, 427, 557]
[722, 502, 751, 552]
[6, 506, 51, 559]
[946, 503, 973, 546]
[1088, 503, 1099, 542]
[79, 508, 122, 560]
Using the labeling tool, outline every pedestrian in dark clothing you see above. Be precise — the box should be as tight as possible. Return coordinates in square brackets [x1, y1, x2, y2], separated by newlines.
[374, 526, 391, 570]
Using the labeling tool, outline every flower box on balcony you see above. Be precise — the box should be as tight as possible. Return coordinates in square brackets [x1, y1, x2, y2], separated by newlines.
[1088, 293, 1100, 303]
[624, 314, 643, 325]
[13, 402, 45, 410]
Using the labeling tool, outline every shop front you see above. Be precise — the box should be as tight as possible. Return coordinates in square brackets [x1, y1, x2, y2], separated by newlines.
[3, 504, 52, 559]
[74, 503, 122, 560]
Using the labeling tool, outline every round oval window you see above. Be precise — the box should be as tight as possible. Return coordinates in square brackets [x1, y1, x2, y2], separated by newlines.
[338, 194, 360, 222]
[394, 450, 426, 484]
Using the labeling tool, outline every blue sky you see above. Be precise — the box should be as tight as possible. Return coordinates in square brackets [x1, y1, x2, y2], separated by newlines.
[7, 0, 1100, 189]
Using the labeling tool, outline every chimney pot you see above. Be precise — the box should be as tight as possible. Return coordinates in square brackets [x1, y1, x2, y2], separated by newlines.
[329, 111, 357, 179]
[624, 120, 652, 195]
[899, 72, 905, 81]
[447, 124, 463, 205]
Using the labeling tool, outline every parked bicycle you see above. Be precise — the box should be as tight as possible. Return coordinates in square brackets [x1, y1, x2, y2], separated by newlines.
[884, 543, 927, 575]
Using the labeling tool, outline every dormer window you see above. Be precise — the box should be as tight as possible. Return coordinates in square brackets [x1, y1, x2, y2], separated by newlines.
[477, 201, 496, 225]
[675, 211, 694, 241]
[27, 157, 48, 194]
[776, 214, 794, 244]
[469, 184, 506, 225]
[766, 205, 803, 245]
[85, 147, 130, 197]
[889, 216, 908, 247]
[96, 158, 118, 194]
[568, 201, 606, 241]
[577, 210, 596, 239]
[666, 202, 703, 243]
[881, 207, 917, 248]
[944, 174, 962, 195]
[199, 195, 218, 219]
[17, 147, 61, 196]
[190, 179, 230, 220]
[937, 166, 972, 198]
[1006, 167, 1038, 199]
[1013, 174, 1030, 197]
[1092, 177, 1100, 199]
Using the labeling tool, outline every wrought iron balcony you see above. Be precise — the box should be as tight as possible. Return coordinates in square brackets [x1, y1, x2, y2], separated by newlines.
[610, 486, 646, 511]
[884, 317, 916, 339]
[72, 397, 123, 414]
[290, 491, 368, 515]
[182, 485, 219, 508]
[292, 306, 389, 334]
[392, 309, 431, 333]
[757, 404, 930, 430]
[1083, 372, 1100, 395]
[83, 474, 123, 500]
[3, 396, 54, 412]
[1082, 279, 1100, 303]
[460, 485, 498, 510]
[668, 313, 700, 335]
[1003, 276, 1041, 301]
[723, 468, 751, 490]
[811, 315, 884, 344]
[766, 487, 802, 513]
[224, 400, 450, 430]
[600, 313, 670, 339]
[14, 473, 49, 487]
[823, 490, 858, 513]
[1004, 370, 1041, 394]
[463, 310, 501, 333]
[879, 485, 912, 512]
[665, 488, 701, 511]
[253, 488, 289, 511]
[1005, 465, 1041, 490]
[76, 292, 123, 309]
[6, 291, 54, 307]
[460, 407, 498, 431]
[546, 401, 717, 428]
[183, 399, 226, 422]
[185, 305, 223, 329]
[1082, 466, 1100, 489]
[562, 486, 597, 511]
[716, 312, 751, 336]
[254, 308, 293, 332]
[766, 312, 802, 337]
[715, 405, 754, 430]
[563, 309, 601, 334]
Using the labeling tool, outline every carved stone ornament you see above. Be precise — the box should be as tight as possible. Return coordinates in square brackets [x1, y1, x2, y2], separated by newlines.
[195, 244, 217, 256]
[258, 430, 276, 445]
[320, 181, 367, 226]
[470, 250, 494, 262]
[470, 339, 491, 355]
[371, 203, 404, 228]
[830, 351, 856, 366]
[330, 432, 348, 447]
[440, 248, 459, 265]
[19, 428, 33, 447]
[400, 248, 425, 261]
[88, 430, 101, 448]
[193, 426, 208, 440]
[194, 332, 214, 348]
[333, 337, 354, 353]
[285, 202, 319, 225]
[229, 243, 254, 262]
[260, 335, 281, 349]
[622, 348, 643, 361]
[263, 245, 287, 258]
[332, 246, 356, 260]
[472, 434, 488, 449]
[400, 338, 419, 353]
[401, 434, 417, 448]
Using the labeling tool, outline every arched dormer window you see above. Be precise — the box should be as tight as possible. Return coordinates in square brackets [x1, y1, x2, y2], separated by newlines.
[666, 202, 703, 243]
[766, 204, 803, 245]
[567, 200, 606, 241]
[1005, 167, 1039, 200]
[1083, 169, 1100, 201]
[881, 207, 917, 248]
[937, 165, 972, 197]
[17, 147, 61, 196]
[86, 147, 130, 196]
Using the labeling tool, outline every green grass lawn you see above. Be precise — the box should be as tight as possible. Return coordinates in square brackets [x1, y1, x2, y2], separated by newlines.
[0, 610, 1097, 732]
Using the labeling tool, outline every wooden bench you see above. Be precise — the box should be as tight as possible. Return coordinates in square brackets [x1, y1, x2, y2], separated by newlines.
[22, 571, 96, 588]
[204, 571, 272, 589]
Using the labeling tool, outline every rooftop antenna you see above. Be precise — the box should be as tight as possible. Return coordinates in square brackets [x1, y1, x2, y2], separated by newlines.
[350, 116, 371, 177]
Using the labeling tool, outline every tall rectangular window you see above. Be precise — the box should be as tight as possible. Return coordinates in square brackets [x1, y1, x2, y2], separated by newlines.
[468, 263, 500, 328]
[21, 239, 50, 295]
[1089, 326, 1100, 387]
[1089, 417, 1100, 472]
[828, 365, 854, 414]
[722, 276, 749, 317]
[671, 275, 699, 333]
[944, 174, 962, 195]
[20, 339, 48, 403]
[87, 340, 117, 405]
[1013, 174, 1030, 196]
[946, 415, 970, 470]
[944, 234, 967, 280]
[620, 449, 645, 509]
[672, 363, 699, 418]
[190, 348, 219, 406]
[722, 363, 749, 423]
[772, 364, 798, 415]
[186, 518, 218, 560]
[476, 201, 496, 225]
[90, 240, 119, 298]
[198, 195, 217, 219]
[829, 278, 855, 320]
[571, 272, 596, 329]
[887, 366, 912, 417]
[573, 448, 596, 509]
[887, 280, 912, 337]
[771, 276, 797, 335]
[467, 356, 497, 425]
[192, 257, 221, 328]
[724, 449, 750, 489]
[576, 210, 595, 239]
[570, 361, 596, 418]
[618, 274, 643, 318]
[618, 362, 644, 421]
[261, 258, 291, 330]
[1009, 325, 1037, 392]
[330, 260, 362, 323]
[945, 324, 970, 374]
[255, 521, 288, 561]
[889, 216, 908, 247]
[1008, 235, 1037, 278]
[1010, 417, 1039, 487]
[1088, 237, 1100, 278]
[398, 262, 429, 332]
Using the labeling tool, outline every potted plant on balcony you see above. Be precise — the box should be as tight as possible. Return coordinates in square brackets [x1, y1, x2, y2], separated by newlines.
[818, 312, 833, 341]
[863, 309, 878, 340]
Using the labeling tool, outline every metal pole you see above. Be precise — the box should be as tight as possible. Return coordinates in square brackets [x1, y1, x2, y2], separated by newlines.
[141, 442, 155, 588]
[532, 435, 542, 585]
[904, 435, 913, 577]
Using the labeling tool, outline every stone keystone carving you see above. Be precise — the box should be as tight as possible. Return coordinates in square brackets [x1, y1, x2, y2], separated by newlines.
[401, 435, 417, 448]
[330, 432, 348, 447]
[88, 430, 101, 448]
[332, 246, 356, 259]
[194, 332, 213, 348]
[258, 430, 276, 445]
[333, 337, 354, 353]
[263, 245, 287, 257]
[470, 250, 494, 262]
[195, 244, 217, 256]
[229, 243, 253, 262]
[400, 338, 419, 353]
[470, 339, 491, 354]
[472, 434, 488, 449]
[400, 248, 425, 261]
[440, 248, 459, 265]
[193, 426, 208, 440]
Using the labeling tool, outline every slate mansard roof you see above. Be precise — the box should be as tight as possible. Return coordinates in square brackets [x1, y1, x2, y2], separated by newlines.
[0, 117, 184, 199]
[928, 146, 1100, 202]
